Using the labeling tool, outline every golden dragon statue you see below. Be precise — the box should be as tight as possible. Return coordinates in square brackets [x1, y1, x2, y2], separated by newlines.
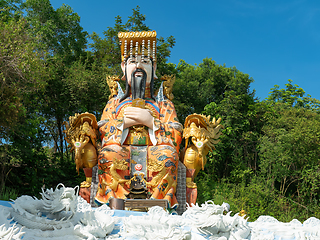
[183, 114, 224, 188]
[63, 112, 98, 188]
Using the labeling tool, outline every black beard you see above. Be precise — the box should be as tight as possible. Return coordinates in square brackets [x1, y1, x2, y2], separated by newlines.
[119, 61, 156, 103]
[131, 69, 147, 100]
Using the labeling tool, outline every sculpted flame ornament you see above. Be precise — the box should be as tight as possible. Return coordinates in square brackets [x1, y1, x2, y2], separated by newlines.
[160, 75, 175, 100]
[106, 75, 120, 99]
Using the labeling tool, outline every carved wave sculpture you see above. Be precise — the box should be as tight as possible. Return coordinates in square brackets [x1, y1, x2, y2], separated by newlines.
[0, 184, 320, 239]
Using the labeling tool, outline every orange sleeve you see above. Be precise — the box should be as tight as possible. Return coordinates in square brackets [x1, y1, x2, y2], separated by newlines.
[155, 99, 183, 153]
[99, 98, 123, 146]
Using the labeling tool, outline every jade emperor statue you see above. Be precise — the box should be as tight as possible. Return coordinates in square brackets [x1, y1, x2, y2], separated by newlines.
[95, 31, 182, 208]
[64, 31, 223, 211]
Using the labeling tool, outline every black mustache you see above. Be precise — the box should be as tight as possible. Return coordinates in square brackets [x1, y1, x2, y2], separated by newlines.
[133, 68, 146, 74]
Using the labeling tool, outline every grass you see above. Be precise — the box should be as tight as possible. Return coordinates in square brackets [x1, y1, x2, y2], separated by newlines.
[0, 186, 19, 201]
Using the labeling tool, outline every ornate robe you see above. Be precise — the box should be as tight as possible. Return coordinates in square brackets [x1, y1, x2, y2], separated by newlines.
[94, 92, 182, 208]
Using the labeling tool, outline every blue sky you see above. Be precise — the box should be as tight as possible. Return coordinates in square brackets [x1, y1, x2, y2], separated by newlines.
[51, 0, 320, 101]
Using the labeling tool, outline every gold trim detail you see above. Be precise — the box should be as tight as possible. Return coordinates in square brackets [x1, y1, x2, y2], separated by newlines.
[147, 158, 166, 191]
[161, 75, 175, 100]
[132, 98, 145, 108]
[80, 177, 92, 188]
[106, 75, 120, 100]
[108, 158, 129, 192]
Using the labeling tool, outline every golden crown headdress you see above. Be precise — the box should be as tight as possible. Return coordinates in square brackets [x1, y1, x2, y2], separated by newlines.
[118, 31, 157, 62]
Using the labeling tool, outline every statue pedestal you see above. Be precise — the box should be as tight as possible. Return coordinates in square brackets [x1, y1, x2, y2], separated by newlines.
[186, 187, 197, 206]
[78, 168, 93, 203]
[186, 169, 197, 205]
[125, 199, 168, 211]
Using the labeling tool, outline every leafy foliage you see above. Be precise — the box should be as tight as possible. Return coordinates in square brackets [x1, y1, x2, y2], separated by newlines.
[266, 79, 320, 110]
[0, 0, 22, 22]
[197, 176, 320, 222]
[259, 104, 320, 203]
[0, 17, 46, 139]
[23, 0, 87, 60]
[174, 58, 264, 184]
[174, 58, 254, 120]
[196, 79, 320, 222]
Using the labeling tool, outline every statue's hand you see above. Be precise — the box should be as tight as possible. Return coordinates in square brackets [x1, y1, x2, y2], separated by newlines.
[123, 107, 154, 129]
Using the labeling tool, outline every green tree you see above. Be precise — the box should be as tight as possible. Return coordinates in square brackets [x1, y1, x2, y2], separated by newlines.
[0, 0, 22, 22]
[260, 91, 320, 207]
[0, 17, 46, 140]
[1, 0, 88, 195]
[62, 60, 110, 118]
[23, 0, 87, 61]
[173, 58, 269, 201]
[173, 58, 255, 121]
[21, 0, 88, 157]
[266, 79, 320, 111]
[191, 76, 320, 221]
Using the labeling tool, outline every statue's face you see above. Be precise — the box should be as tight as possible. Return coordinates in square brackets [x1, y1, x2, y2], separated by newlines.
[121, 55, 156, 86]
